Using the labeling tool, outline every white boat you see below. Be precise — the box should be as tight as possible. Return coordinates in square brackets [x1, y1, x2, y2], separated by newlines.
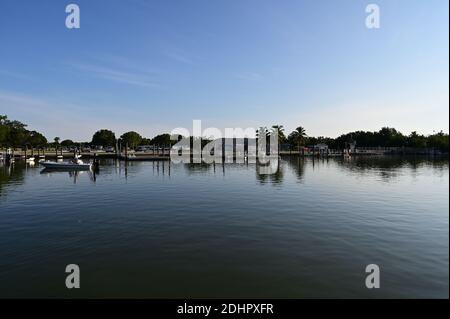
[39, 156, 91, 170]
[26, 156, 35, 162]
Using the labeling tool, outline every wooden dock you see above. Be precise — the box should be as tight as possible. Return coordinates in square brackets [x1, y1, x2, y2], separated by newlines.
[1, 150, 170, 161]
[117, 154, 170, 161]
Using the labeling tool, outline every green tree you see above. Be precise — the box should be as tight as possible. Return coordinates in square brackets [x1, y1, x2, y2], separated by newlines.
[271, 125, 286, 140]
[256, 127, 269, 139]
[0, 115, 48, 148]
[427, 131, 449, 151]
[27, 131, 47, 147]
[288, 126, 307, 151]
[152, 133, 172, 146]
[271, 125, 286, 152]
[120, 131, 143, 148]
[6, 119, 28, 147]
[141, 138, 152, 145]
[91, 129, 116, 147]
[0, 115, 11, 147]
[61, 139, 75, 147]
[408, 131, 427, 148]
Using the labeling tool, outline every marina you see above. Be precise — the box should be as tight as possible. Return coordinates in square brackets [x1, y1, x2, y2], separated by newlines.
[0, 156, 448, 298]
[0, 0, 448, 304]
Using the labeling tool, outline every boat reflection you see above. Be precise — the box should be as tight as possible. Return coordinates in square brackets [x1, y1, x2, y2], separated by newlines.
[40, 168, 97, 183]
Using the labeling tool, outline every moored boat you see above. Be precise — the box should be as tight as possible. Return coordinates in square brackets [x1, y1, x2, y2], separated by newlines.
[39, 155, 91, 170]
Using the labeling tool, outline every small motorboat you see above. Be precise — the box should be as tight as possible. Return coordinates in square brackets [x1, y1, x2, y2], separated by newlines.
[26, 156, 35, 162]
[39, 155, 91, 170]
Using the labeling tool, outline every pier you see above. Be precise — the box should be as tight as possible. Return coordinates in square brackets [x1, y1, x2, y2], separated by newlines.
[1, 145, 446, 164]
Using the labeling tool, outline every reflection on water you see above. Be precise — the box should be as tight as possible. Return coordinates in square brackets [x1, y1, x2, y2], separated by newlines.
[2, 156, 447, 190]
[0, 161, 26, 195]
[0, 156, 448, 298]
[39, 169, 97, 184]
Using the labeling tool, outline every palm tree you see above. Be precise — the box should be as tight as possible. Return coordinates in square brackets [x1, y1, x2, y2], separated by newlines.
[256, 127, 269, 155]
[271, 125, 285, 154]
[289, 126, 307, 154]
[53, 137, 61, 155]
[256, 127, 269, 139]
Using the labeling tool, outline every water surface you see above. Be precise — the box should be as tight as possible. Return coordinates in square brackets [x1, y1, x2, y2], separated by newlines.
[0, 156, 448, 298]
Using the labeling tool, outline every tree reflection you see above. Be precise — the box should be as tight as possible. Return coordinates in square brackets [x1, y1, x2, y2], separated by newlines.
[256, 158, 284, 185]
[0, 162, 26, 197]
[336, 155, 449, 181]
[285, 156, 306, 182]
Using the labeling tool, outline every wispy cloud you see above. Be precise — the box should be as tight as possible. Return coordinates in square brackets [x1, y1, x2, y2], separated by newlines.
[235, 72, 263, 81]
[164, 50, 194, 65]
[0, 90, 47, 107]
[0, 90, 176, 141]
[0, 70, 34, 81]
[66, 62, 161, 88]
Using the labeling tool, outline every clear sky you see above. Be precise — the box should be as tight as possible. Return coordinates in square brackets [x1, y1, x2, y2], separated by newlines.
[0, 0, 448, 141]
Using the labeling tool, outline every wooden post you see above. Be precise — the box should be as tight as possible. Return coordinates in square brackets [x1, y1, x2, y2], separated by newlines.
[222, 137, 225, 163]
[233, 137, 236, 162]
[93, 152, 99, 170]
[256, 136, 258, 158]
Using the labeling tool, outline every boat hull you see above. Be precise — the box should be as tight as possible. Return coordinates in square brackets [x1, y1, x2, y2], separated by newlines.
[39, 161, 92, 170]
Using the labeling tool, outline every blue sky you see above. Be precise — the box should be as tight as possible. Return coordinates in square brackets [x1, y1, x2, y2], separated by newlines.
[0, 0, 448, 141]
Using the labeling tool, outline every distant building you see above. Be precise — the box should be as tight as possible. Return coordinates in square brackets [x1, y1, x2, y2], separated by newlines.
[136, 145, 152, 152]
[313, 144, 329, 151]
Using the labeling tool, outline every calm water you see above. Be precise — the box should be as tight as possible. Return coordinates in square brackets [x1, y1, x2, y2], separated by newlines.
[0, 156, 448, 298]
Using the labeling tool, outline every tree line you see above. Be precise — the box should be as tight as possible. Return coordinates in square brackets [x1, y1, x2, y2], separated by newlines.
[1, 115, 448, 152]
[89, 129, 174, 149]
[0, 115, 47, 148]
[262, 125, 449, 152]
